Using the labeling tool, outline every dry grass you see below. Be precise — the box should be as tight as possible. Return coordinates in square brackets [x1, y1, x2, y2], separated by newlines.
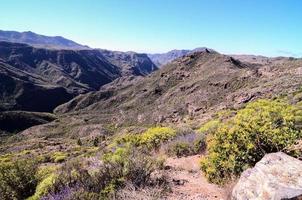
[115, 183, 166, 200]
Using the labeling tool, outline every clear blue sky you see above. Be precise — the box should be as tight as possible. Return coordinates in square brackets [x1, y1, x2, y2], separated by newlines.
[0, 0, 301, 56]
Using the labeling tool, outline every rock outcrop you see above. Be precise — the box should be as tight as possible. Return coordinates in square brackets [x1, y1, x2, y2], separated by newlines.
[232, 152, 302, 200]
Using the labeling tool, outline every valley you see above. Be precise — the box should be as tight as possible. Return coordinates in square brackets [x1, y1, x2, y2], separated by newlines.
[0, 30, 302, 200]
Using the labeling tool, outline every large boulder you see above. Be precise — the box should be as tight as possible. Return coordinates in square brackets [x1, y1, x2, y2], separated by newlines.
[232, 152, 302, 200]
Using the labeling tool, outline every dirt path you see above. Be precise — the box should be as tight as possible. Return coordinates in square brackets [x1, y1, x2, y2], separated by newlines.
[164, 155, 227, 200]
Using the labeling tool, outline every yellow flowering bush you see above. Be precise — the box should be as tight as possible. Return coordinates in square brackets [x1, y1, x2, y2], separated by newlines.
[201, 100, 302, 184]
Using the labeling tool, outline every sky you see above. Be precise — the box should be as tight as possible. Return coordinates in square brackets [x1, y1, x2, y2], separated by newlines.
[0, 0, 301, 56]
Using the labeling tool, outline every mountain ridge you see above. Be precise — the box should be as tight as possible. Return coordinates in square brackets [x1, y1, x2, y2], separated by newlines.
[0, 30, 89, 50]
[54, 50, 302, 127]
[0, 41, 157, 112]
[148, 47, 216, 67]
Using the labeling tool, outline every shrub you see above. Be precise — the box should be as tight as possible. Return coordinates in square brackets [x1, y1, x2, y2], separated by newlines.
[193, 134, 207, 154]
[169, 142, 191, 157]
[51, 152, 68, 163]
[29, 173, 57, 200]
[77, 138, 82, 146]
[102, 145, 160, 188]
[44, 145, 164, 199]
[28, 165, 59, 200]
[139, 127, 176, 149]
[115, 183, 166, 200]
[201, 99, 302, 184]
[164, 132, 206, 157]
[42, 159, 101, 199]
[0, 159, 38, 200]
[93, 137, 99, 147]
[198, 119, 220, 134]
[42, 186, 99, 200]
[293, 92, 302, 103]
[111, 127, 177, 150]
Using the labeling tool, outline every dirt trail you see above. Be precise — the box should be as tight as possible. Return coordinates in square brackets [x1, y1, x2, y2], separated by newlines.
[164, 155, 227, 200]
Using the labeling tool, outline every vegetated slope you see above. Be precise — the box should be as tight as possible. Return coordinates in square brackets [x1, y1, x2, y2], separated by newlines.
[54, 51, 302, 129]
[99, 49, 157, 76]
[2, 51, 302, 200]
[0, 30, 89, 50]
[0, 61, 74, 112]
[148, 47, 215, 67]
[0, 42, 158, 112]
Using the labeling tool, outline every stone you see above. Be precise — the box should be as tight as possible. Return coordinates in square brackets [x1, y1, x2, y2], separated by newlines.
[232, 152, 302, 200]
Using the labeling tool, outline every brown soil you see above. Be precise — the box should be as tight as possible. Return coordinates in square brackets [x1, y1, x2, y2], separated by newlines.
[165, 155, 227, 200]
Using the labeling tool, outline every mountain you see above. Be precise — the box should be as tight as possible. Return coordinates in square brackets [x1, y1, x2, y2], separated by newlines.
[54, 51, 302, 128]
[0, 41, 157, 112]
[148, 47, 215, 67]
[2, 49, 302, 200]
[99, 49, 157, 76]
[0, 111, 56, 134]
[0, 30, 89, 50]
[9, 50, 300, 152]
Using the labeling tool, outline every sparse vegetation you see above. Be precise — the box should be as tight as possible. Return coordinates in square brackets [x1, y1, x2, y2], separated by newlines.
[1, 38, 302, 200]
[42, 145, 167, 199]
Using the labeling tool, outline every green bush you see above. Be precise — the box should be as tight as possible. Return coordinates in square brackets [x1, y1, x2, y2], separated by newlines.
[0, 159, 38, 200]
[164, 132, 206, 158]
[169, 142, 191, 157]
[201, 99, 302, 184]
[102, 145, 159, 188]
[28, 165, 59, 200]
[51, 152, 68, 163]
[28, 173, 57, 200]
[193, 135, 207, 154]
[198, 119, 220, 134]
[112, 127, 176, 150]
[44, 145, 164, 199]
[139, 127, 176, 149]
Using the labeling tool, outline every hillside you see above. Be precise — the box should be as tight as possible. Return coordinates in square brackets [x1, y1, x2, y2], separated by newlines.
[148, 47, 215, 67]
[55, 51, 302, 127]
[0, 42, 157, 112]
[0, 30, 89, 50]
[1, 1, 302, 199]
[99, 49, 157, 76]
[0, 111, 56, 134]
[1, 50, 302, 200]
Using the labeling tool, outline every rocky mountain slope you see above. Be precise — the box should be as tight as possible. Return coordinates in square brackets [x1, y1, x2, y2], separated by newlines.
[0, 42, 157, 112]
[148, 47, 215, 67]
[0, 111, 56, 135]
[99, 49, 157, 76]
[0, 30, 89, 50]
[54, 51, 302, 128]
[1, 50, 302, 200]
